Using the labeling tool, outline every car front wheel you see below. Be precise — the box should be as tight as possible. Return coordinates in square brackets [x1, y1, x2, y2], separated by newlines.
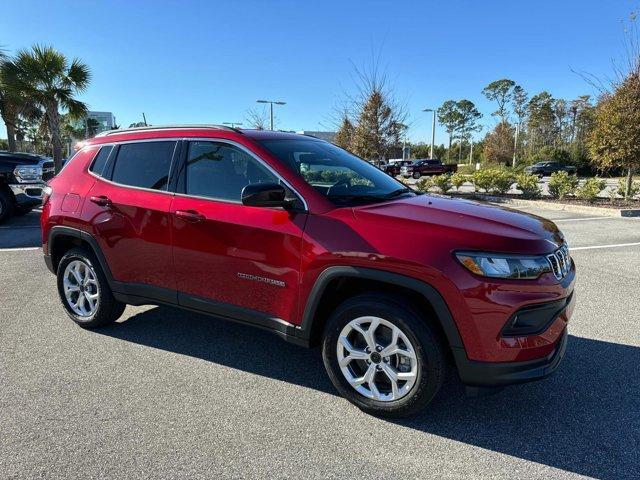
[322, 294, 445, 418]
[412, 172, 421, 179]
[0, 189, 14, 224]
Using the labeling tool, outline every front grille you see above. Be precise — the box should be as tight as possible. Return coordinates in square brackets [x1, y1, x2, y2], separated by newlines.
[547, 244, 571, 280]
[42, 161, 55, 181]
[25, 188, 43, 198]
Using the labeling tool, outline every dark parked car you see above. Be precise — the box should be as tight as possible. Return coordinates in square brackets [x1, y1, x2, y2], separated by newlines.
[382, 160, 413, 176]
[401, 159, 457, 179]
[42, 125, 574, 417]
[0, 152, 55, 223]
[524, 161, 577, 177]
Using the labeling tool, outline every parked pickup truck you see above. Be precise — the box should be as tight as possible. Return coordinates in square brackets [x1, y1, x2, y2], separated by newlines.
[524, 161, 577, 177]
[401, 159, 458, 179]
[0, 151, 54, 223]
[382, 160, 413, 176]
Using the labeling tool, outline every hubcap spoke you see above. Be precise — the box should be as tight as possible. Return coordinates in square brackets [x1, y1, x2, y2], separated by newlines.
[63, 260, 99, 317]
[336, 316, 419, 402]
[63, 278, 80, 293]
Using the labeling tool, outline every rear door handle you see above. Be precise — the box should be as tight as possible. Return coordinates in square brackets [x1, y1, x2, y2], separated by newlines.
[175, 209, 206, 223]
[90, 195, 112, 207]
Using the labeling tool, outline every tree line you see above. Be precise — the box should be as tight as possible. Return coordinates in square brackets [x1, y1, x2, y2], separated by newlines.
[334, 69, 639, 197]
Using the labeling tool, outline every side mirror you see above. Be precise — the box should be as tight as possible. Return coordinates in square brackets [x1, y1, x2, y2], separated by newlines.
[241, 182, 287, 208]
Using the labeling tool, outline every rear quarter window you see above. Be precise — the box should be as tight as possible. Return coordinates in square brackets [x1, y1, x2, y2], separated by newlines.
[88, 146, 113, 176]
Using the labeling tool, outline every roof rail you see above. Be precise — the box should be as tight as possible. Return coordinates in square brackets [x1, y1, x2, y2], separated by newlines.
[94, 124, 243, 137]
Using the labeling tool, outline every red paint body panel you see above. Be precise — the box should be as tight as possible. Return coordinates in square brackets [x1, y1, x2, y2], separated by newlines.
[84, 178, 175, 289]
[170, 195, 306, 322]
[42, 127, 575, 369]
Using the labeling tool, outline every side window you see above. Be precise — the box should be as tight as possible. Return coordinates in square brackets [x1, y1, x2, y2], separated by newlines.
[185, 141, 278, 202]
[111, 141, 176, 191]
[89, 146, 113, 176]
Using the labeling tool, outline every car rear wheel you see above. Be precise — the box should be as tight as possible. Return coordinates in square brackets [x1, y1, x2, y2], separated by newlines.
[56, 247, 125, 328]
[14, 206, 33, 216]
[412, 172, 421, 179]
[322, 294, 445, 418]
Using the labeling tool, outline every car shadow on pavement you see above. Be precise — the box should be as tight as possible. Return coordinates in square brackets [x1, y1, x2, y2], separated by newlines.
[101, 306, 639, 480]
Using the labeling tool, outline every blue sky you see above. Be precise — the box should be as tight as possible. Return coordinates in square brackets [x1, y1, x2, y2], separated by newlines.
[1, 0, 637, 143]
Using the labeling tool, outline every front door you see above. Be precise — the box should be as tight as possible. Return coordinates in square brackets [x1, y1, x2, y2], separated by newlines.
[170, 140, 306, 324]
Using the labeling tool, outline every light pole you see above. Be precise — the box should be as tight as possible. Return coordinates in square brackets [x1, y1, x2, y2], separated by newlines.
[223, 122, 243, 128]
[512, 123, 520, 167]
[422, 108, 436, 159]
[256, 100, 286, 130]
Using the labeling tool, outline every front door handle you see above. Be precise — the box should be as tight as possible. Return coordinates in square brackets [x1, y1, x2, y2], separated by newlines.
[90, 195, 112, 207]
[175, 209, 206, 223]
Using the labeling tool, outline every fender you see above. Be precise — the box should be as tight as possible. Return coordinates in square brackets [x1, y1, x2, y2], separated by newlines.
[297, 266, 464, 350]
[46, 226, 116, 285]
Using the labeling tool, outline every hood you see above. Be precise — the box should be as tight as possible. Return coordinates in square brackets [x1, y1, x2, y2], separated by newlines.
[0, 153, 46, 166]
[353, 194, 563, 255]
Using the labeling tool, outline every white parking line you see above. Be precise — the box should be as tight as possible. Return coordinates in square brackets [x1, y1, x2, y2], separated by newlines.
[555, 217, 616, 222]
[0, 247, 40, 252]
[572, 242, 640, 251]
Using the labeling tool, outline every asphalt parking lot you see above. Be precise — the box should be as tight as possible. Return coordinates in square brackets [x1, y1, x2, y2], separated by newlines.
[1, 206, 639, 479]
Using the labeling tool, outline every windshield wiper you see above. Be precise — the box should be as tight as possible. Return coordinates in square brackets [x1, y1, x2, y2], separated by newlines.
[327, 194, 388, 203]
[383, 187, 415, 198]
[328, 188, 415, 205]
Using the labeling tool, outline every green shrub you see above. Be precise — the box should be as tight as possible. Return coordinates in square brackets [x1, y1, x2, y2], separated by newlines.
[617, 178, 640, 199]
[576, 177, 605, 202]
[432, 174, 453, 193]
[415, 177, 434, 192]
[472, 169, 493, 192]
[456, 164, 476, 175]
[515, 173, 542, 199]
[450, 172, 467, 191]
[489, 169, 515, 195]
[548, 171, 579, 200]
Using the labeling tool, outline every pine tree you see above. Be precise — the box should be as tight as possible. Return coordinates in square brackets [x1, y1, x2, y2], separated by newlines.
[334, 115, 354, 150]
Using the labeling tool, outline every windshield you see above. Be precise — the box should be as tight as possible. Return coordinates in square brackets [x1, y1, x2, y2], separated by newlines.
[259, 139, 416, 205]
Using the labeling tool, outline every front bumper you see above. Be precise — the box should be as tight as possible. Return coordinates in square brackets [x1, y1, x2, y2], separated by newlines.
[9, 183, 46, 207]
[454, 328, 568, 387]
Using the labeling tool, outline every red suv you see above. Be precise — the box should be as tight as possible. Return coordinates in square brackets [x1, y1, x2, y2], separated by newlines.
[42, 125, 575, 417]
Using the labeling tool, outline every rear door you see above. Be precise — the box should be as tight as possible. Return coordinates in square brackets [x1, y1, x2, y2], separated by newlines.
[170, 139, 307, 324]
[84, 140, 179, 301]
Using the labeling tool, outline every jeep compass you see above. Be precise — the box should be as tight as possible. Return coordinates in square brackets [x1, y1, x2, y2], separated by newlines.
[42, 125, 575, 417]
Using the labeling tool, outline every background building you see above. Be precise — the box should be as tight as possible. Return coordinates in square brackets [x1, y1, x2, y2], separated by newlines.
[85, 111, 116, 134]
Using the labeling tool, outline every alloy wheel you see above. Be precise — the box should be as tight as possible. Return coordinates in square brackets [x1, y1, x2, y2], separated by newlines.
[63, 260, 100, 317]
[336, 316, 418, 401]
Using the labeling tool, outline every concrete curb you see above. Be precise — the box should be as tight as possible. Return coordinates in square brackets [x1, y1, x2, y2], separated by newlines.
[469, 195, 640, 218]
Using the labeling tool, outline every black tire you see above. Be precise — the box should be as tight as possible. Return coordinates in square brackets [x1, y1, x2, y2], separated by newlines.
[322, 294, 446, 418]
[56, 247, 125, 328]
[14, 206, 33, 216]
[0, 189, 15, 224]
[412, 172, 421, 179]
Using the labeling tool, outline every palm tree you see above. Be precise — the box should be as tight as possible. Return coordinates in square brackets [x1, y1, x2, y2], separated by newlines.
[9, 45, 90, 170]
[1, 58, 42, 152]
[0, 47, 19, 152]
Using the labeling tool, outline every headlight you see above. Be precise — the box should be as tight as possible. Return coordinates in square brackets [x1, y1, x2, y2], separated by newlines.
[455, 251, 551, 279]
[14, 165, 42, 183]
